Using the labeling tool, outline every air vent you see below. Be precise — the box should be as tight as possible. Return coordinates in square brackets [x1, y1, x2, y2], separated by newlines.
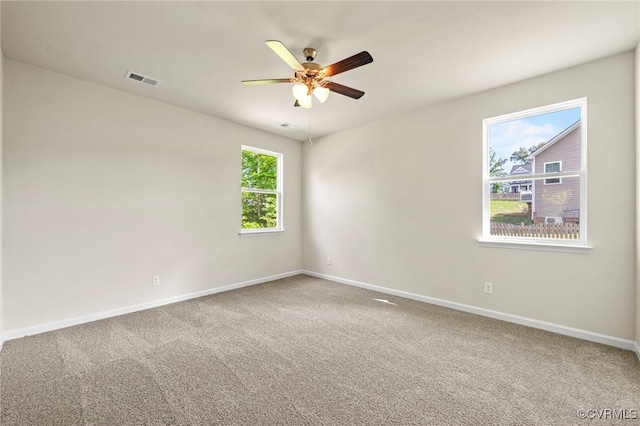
[125, 71, 160, 87]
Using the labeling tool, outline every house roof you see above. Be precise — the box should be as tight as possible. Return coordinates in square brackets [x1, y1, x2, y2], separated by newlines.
[526, 120, 581, 160]
[509, 164, 532, 175]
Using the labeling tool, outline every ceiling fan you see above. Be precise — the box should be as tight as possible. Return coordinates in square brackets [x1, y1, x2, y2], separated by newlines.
[241, 40, 373, 108]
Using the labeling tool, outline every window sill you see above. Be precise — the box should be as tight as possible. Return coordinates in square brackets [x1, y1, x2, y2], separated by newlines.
[478, 238, 593, 254]
[239, 229, 285, 237]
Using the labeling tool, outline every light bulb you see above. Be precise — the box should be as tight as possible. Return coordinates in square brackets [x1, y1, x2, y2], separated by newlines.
[298, 96, 312, 109]
[292, 83, 309, 102]
[313, 86, 330, 103]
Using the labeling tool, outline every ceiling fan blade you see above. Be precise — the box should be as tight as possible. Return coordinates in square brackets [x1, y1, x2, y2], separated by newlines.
[241, 78, 294, 85]
[322, 51, 373, 77]
[324, 81, 365, 99]
[265, 40, 306, 72]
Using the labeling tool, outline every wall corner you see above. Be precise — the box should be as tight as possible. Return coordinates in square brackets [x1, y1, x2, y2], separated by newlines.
[635, 40, 640, 356]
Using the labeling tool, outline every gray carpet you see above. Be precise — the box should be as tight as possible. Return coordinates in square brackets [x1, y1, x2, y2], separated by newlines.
[1, 274, 638, 425]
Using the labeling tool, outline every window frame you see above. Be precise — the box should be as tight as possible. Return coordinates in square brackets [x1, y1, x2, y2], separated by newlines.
[239, 145, 284, 236]
[543, 161, 562, 185]
[480, 98, 591, 252]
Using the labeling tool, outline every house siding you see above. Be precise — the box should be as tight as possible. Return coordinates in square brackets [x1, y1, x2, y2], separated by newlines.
[532, 125, 581, 222]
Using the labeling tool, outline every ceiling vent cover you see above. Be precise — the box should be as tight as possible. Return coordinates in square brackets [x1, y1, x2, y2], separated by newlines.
[125, 71, 160, 87]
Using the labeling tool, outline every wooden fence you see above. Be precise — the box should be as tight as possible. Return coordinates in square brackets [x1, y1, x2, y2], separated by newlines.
[490, 193, 521, 201]
[490, 222, 580, 239]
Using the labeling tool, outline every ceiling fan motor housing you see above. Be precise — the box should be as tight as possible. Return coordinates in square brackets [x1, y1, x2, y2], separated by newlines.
[303, 47, 317, 62]
[301, 61, 322, 73]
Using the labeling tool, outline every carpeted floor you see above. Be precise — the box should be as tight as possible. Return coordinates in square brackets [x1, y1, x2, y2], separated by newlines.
[1, 274, 638, 425]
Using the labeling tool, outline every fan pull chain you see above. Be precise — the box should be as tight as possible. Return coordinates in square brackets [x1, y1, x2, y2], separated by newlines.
[307, 106, 313, 146]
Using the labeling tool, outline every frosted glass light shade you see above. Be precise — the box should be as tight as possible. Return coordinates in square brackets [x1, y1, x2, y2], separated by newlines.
[292, 83, 309, 102]
[298, 96, 312, 108]
[313, 86, 330, 103]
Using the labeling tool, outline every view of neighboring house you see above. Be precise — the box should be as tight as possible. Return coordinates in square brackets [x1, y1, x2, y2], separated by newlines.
[527, 120, 582, 224]
[507, 163, 532, 193]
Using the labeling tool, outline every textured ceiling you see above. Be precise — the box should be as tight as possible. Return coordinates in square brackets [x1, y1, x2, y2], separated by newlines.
[2, 1, 639, 141]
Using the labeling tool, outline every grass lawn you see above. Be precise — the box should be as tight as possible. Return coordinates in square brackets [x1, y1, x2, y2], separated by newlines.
[490, 200, 533, 225]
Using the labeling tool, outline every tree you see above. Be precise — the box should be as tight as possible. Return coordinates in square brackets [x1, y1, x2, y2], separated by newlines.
[510, 147, 530, 164]
[241, 151, 278, 228]
[510, 142, 547, 164]
[242, 151, 277, 191]
[489, 148, 507, 193]
[528, 142, 546, 155]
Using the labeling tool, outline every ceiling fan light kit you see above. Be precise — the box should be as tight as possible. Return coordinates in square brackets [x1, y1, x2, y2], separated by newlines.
[313, 86, 330, 103]
[292, 83, 312, 101]
[242, 40, 373, 108]
[297, 94, 312, 109]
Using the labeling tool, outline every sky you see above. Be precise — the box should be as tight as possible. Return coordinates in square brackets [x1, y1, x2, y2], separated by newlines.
[489, 107, 581, 174]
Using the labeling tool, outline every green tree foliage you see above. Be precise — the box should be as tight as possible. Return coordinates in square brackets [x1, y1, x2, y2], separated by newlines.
[489, 148, 507, 193]
[242, 151, 277, 190]
[510, 147, 530, 164]
[510, 142, 547, 164]
[529, 141, 546, 154]
[241, 151, 278, 228]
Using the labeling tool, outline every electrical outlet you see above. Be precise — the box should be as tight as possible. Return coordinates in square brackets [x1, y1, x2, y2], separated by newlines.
[327, 257, 332, 265]
[152, 275, 160, 286]
[484, 282, 493, 294]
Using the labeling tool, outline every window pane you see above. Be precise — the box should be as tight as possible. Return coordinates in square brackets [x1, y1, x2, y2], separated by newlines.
[484, 97, 587, 246]
[241, 150, 277, 190]
[241, 192, 278, 229]
[544, 162, 561, 184]
[487, 107, 581, 186]
[545, 162, 560, 173]
[489, 176, 580, 239]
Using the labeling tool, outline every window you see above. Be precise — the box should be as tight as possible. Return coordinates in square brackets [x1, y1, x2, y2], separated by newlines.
[544, 161, 562, 184]
[240, 146, 283, 234]
[481, 98, 589, 250]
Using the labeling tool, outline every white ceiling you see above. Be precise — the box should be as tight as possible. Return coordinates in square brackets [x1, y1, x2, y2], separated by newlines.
[2, 1, 639, 141]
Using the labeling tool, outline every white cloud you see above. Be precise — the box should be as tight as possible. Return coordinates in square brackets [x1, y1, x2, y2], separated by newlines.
[489, 119, 559, 174]
[502, 120, 555, 143]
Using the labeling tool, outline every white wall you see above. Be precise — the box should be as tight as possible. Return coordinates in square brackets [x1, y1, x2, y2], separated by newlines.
[0, 4, 4, 347]
[636, 42, 640, 358]
[303, 51, 637, 341]
[3, 60, 302, 332]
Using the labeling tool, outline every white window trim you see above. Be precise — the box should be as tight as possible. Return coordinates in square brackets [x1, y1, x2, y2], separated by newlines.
[481, 98, 588, 251]
[543, 161, 562, 185]
[478, 238, 593, 253]
[239, 145, 284, 236]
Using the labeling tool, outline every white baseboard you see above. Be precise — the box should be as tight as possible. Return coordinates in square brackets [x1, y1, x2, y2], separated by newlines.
[303, 270, 637, 352]
[3, 269, 637, 358]
[2, 270, 303, 343]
